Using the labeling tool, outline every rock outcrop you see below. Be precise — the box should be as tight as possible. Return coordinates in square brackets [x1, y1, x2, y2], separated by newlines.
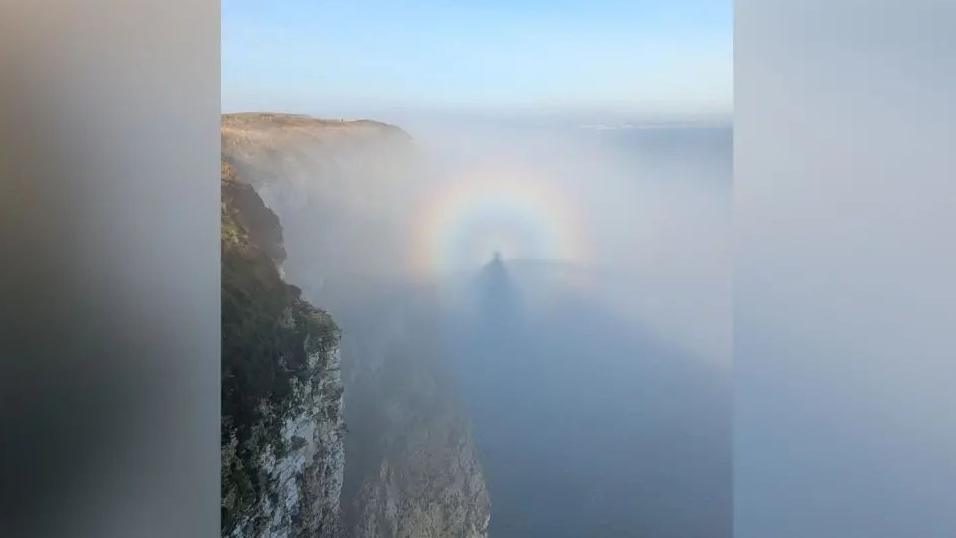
[348, 414, 490, 538]
[221, 161, 345, 537]
[222, 113, 491, 538]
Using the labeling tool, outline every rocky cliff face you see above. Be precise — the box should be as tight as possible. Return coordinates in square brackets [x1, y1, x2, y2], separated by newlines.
[334, 281, 490, 538]
[347, 409, 490, 538]
[221, 161, 345, 537]
[222, 113, 490, 538]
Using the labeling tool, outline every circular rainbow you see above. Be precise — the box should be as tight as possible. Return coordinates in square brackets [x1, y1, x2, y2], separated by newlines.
[411, 168, 588, 275]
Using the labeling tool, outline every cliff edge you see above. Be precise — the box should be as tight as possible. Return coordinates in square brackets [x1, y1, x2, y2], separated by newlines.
[221, 161, 346, 537]
[222, 113, 490, 538]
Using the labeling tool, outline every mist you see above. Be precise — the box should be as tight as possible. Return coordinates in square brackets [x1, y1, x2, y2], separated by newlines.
[228, 112, 732, 536]
[735, 1, 956, 536]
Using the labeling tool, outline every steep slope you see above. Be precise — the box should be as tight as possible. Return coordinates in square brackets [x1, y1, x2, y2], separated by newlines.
[222, 113, 491, 538]
[346, 378, 490, 538]
[221, 161, 345, 537]
[336, 283, 491, 538]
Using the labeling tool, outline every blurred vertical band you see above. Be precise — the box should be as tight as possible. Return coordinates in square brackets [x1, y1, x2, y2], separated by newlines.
[736, 1, 956, 536]
[0, 1, 219, 537]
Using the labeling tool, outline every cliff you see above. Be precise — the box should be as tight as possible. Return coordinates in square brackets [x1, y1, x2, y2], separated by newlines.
[221, 161, 345, 537]
[222, 113, 490, 538]
[346, 390, 490, 538]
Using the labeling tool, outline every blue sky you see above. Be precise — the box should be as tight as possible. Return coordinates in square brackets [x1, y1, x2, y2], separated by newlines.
[222, 1, 732, 120]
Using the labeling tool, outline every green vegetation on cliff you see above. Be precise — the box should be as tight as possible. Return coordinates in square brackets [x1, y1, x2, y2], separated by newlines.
[220, 161, 339, 534]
